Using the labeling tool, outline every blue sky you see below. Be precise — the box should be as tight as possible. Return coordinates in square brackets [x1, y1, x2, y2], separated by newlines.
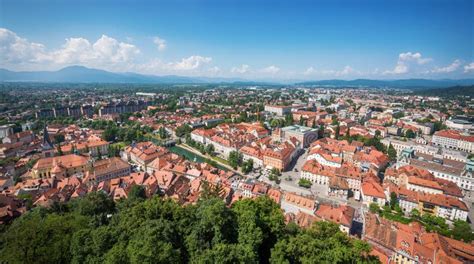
[1, 0, 473, 80]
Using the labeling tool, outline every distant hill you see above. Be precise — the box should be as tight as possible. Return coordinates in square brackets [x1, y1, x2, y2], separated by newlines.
[296, 78, 474, 89]
[0, 66, 205, 84]
[415, 85, 474, 97]
[1, 66, 474, 88]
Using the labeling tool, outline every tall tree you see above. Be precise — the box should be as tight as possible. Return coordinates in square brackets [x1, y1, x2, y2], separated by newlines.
[405, 129, 416, 138]
[270, 221, 377, 263]
[387, 143, 397, 161]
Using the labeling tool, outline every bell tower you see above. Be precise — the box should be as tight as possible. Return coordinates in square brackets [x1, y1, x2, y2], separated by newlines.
[41, 125, 54, 157]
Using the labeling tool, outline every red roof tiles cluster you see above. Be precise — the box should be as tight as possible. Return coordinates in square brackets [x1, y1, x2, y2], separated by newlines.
[365, 213, 471, 263]
[384, 165, 463, 198]
[434, 129, 474, 143]
[315, 204, 355, 227]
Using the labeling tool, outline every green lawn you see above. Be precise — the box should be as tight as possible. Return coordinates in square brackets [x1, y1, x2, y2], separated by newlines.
[212, 156, 231, 166]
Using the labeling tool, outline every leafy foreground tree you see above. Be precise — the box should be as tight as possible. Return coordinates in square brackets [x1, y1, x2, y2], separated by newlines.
[0, 193, 378, 264]
[271, 221, 379, 264]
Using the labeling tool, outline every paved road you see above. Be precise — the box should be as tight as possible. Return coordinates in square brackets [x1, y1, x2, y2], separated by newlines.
[278, 149, 363, 211]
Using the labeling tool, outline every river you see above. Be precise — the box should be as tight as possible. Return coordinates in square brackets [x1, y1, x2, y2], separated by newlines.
[168, 145, 228, 171]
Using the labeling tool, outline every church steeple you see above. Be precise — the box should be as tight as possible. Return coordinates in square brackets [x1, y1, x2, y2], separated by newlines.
[42, 125, 54, 157]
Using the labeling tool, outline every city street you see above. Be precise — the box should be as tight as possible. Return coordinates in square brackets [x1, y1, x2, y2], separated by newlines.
[277, 148, 363, 209]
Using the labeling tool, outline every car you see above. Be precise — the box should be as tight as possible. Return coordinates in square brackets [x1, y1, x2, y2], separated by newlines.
[294, 168, 298, 172]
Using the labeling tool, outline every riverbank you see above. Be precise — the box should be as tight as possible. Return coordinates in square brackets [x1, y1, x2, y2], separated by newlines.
[170, 144, 242, 175]
[169, 144, 236, 173]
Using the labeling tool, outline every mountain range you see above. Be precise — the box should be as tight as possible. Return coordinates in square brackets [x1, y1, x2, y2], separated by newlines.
[1, 66, 474, 88]
[0, 66, 205, 84]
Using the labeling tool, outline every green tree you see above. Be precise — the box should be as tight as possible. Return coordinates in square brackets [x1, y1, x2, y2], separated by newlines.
[298, 178, 312, 188]
[201, 181, 225, 200]
[411, 208, 420, 219]
[128, 185, 147, 201]
[232, 196, 286, 263]
[393, 112, 405, 119]
[0, 209, 88, 263]
[334, 124, 340, 139]
[70, 226, 116, 263]
[433, 121, 447, 133]
[127, 220, 182, 263]
[54, 134, 65, 144]
[369, 203, 380, 214]
[102, 127, 117, 142]
[299, 118, 305, 126]
[205, 144, 215, 156]
[108, 144, 120, 157]
[0, 192, 382, 264]
[387, 143, 397, 161]
[375, 130, 381, 138]
[270, 118, 282, 128]
[228, 151, 243, 169]
[284, 114, 294, 126]
[270, 221, 377, 263]
[242, 159, 254, 174]
[451, 220, 474, 242]
[175, 125, 192, 137]
[318, 124, 325, 138]
[72, 192, 115, 226]
[389, 192, 398, 209]
[185, 198, 236, 260]
[405, 129, 416, 138]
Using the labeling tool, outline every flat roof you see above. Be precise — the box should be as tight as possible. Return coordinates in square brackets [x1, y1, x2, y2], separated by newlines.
[281, 125, 318, 134]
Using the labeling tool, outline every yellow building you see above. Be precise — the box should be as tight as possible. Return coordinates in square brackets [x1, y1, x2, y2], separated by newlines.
[31, 154, 90, 179]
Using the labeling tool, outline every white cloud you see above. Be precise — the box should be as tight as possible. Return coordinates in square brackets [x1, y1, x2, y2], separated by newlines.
[384, 51, 432, 75]
[464, 62, 474, 73]
[0, 28, 49, 63]
[339, 65, 354, 75]
[305, 65, 357, 77]
[430, 59, 461, 73]
[390, 62, 409, 74]
[0, 28, 217, 75]
[207, 66, 221, 75]
[303, 67, 316, 75]
[51, 34, 140, 68]
[131, 55, 213, 74]
[398, 52, 432, 65]
[231, 64, 250, 74]
[171, 55, 212, 70]
[0, 28, 140, 71]
[260, 65, 280, 74]
[153, 36, 166, 51]
[51, 37, 94, 64]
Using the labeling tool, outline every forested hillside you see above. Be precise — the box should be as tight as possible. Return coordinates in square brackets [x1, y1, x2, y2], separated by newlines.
[415, 85, 474, 97]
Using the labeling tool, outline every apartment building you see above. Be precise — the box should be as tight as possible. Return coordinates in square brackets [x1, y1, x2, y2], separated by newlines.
[398, 149, 474, 199]
[85, 157, 131, 183]
[273, 125, 318, 148]
[264, 104, 292, 116]
[432, 129, 474, 153]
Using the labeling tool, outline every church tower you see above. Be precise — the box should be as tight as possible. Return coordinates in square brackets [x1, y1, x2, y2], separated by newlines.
[41, 125, 54, 157]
